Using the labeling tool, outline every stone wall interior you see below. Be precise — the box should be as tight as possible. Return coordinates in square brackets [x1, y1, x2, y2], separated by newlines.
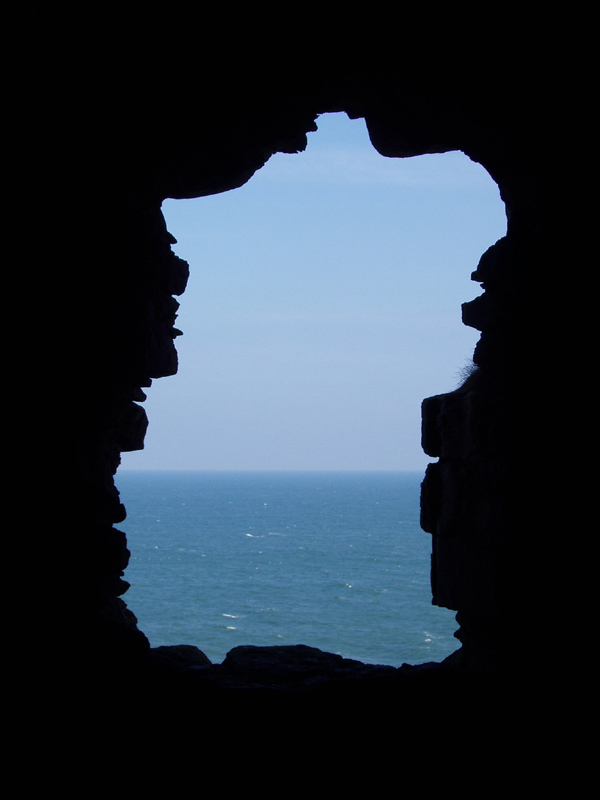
[17, 19, 579, 742]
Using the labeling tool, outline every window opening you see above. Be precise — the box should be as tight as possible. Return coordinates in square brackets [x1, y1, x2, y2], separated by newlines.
[118, 112, 506, 667]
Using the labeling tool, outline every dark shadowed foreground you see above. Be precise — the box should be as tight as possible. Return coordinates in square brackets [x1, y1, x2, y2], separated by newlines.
[12, 11, 587, 770]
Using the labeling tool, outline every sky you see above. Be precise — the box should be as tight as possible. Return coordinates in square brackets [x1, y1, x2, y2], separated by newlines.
[120, 112, 506, 473]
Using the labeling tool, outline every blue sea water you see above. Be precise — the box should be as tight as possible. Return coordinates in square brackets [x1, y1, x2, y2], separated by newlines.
[116, 470, 459, 667]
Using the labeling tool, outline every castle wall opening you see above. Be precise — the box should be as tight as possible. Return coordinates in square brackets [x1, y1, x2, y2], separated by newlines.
[117, 112, 506, 666]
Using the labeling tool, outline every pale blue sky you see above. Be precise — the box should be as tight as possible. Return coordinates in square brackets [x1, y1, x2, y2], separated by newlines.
[120, 112, 506, 472]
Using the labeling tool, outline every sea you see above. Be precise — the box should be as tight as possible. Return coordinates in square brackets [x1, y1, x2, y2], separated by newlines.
[116, 470, 459, 667]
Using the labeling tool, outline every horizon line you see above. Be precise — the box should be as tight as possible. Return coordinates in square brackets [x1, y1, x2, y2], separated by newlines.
[117, 467, 428, 474]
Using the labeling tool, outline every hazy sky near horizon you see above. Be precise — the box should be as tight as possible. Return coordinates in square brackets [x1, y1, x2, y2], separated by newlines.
[119, 112, 506, 473]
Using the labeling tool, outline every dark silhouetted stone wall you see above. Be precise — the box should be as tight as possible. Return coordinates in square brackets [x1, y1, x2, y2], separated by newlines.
[13, 13, 580, 738]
